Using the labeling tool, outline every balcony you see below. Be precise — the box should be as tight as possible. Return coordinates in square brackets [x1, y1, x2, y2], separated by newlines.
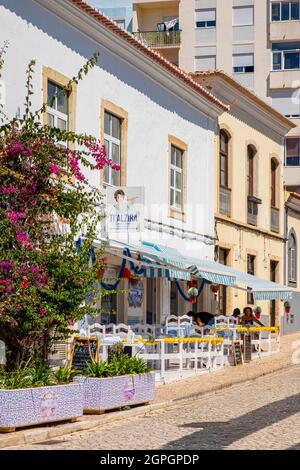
[270, 20, 300, 42]
[269, 68, 300, 89]
[271, 207, 280, 233]
[284, 165, 300, 186]
[219, 186, 231, 217]
[247, 196, 262, 226]
[133, 30, 182, 49]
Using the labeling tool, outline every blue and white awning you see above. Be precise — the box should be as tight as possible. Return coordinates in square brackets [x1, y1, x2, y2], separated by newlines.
[93, 237, 293, 299]
[187, 259, 236, 287]
[206, 263, 293, 301]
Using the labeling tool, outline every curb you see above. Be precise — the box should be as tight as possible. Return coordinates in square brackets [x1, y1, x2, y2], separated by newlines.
[0, 360, 296, 449]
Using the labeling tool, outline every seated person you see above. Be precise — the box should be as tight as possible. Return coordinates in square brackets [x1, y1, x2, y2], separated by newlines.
[232, 308, 241, 323]
[240, 307, 264, 326]
[187, 311, 215, 328]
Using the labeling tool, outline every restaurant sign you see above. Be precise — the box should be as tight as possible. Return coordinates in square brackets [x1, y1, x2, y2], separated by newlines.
[106, 186, 145, 233]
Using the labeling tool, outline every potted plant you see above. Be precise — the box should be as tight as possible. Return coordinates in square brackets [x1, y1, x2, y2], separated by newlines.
[0, 366, 83, 432]
[74, 345, 155, 413]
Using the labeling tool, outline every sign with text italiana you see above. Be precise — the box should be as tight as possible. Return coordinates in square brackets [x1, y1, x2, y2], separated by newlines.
[106, 186, 145, 235]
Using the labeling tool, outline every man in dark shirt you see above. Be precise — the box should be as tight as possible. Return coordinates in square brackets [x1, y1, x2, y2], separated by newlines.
[187, 311, 215, 327]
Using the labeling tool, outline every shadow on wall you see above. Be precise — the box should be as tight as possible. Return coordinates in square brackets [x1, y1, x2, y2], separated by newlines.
[161, 390, 300, 450]
[0, 0, 213, 130]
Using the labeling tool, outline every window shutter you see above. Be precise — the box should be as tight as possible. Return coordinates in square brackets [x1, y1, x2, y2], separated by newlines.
[233, 6, 254, 26]
[233, 53, 254, 67]
[195, 55, 216, 71]
[196, 9, 216, 22]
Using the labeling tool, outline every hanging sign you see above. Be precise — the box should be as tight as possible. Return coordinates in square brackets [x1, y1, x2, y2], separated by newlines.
[106, 186, 145, 234]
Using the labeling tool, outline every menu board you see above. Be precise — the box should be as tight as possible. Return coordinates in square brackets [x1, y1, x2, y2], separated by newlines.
[243, 334, 252, 363]
[70, 337, 100, 370]
[232, 340, 243, 366]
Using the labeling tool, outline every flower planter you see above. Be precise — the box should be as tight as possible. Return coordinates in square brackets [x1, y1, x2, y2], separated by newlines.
[0, 383, 84, 432]
[75, 372, 155, 413]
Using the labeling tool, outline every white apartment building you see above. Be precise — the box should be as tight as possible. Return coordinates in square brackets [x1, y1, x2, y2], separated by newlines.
[132, 0, 300, 190]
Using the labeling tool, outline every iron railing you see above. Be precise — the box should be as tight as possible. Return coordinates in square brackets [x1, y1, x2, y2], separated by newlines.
[133, 30, 182, 48]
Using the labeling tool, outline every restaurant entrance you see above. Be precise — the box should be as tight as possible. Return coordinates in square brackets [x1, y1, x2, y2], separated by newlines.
[146, 278, 156, 325]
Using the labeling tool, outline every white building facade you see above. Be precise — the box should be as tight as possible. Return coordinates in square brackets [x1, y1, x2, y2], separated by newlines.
[0, 0, 229, 324]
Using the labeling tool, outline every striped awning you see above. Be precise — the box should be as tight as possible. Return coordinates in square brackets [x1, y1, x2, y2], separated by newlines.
[186, 258, 237, 287]
[204, 263, 293, 301]
[93, 237, 293, 299]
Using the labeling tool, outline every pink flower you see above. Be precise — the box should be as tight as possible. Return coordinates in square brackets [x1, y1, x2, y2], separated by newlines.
[49, 162, 59, 175]
[39, 308, 46, 317]
[68, 152, 87, 182]
[16, 231, 33, 248]
[1, 185, 15, 195]
[5, 211, 26, 224]
[7, 139, 32, 157]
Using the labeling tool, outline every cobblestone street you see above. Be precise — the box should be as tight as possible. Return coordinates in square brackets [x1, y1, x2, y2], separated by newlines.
[9, 365, 300, 450]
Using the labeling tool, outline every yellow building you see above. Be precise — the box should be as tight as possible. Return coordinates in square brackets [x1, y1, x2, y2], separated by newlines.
[192, 71, 295, 326]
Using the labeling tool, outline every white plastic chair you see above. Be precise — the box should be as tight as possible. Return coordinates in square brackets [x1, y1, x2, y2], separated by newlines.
[214, 315, 229, 326]
[87, 323, 106, 338]
[114, 323, 133, 339]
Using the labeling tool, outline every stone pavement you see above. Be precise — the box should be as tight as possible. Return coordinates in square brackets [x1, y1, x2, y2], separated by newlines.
[7, 365, 300, 450]
[1, 331, 300, 449]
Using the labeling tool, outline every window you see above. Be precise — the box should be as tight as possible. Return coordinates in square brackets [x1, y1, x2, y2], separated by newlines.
[220, 131, 229, 188]
[272, 43, 300, 70]
[170, 144, 184, 210]
[233, 6, 254, 26]
[195, 9, 216, 28]
[47, 80, 68, 131]
[288, 230, 297, 284]
[195, 55, 216, 71]
[271, 90, 300, 118]
[104, 112, 121, 186]
[115, 19, 126, 29]
[233, 53, 254, 73]
[271, 2, 300, 21]
[247, 146, 255, 197]
[247, 255, 255, 304]
[271, 159, 279, 208]
[286, 138, 300, 166]
[247, 146, 260, 226]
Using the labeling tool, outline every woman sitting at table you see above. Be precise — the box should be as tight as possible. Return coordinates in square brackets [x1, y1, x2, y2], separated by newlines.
[240, 307, 264, 326]
[187, 311, 215, 328]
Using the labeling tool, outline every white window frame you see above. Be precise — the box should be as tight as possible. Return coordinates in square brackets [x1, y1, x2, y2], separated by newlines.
[170, 145, 184, 211]
[233, 53, 254, 74]
[271, 1, 300, 22]
[104, 112, 121, 187]
[272, 49, 300, 70]
[195, 9, 216, 29]
[47, 81, 68, 132]
[114, 18, 126, 29]
[232, 6, 254, 27]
